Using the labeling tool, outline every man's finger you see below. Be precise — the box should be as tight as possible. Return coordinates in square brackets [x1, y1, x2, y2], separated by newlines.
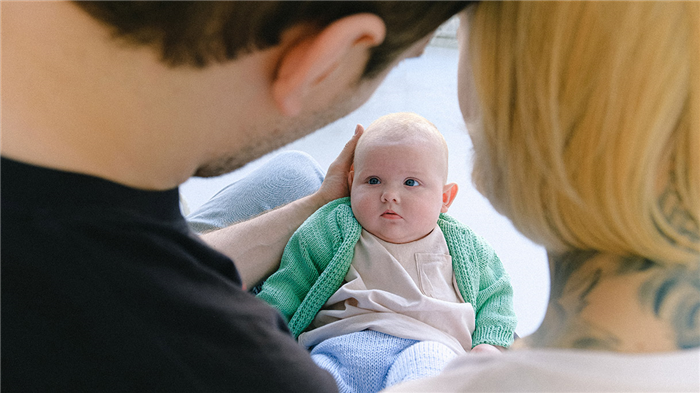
[333, 124, 364, 167]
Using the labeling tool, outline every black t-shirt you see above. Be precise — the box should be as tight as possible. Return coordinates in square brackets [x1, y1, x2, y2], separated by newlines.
[1, 157, 338, 392]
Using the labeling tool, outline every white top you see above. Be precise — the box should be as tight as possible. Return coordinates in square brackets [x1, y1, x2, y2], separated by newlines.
[298, 226, 476, 355]
[383, 347, 700, 392]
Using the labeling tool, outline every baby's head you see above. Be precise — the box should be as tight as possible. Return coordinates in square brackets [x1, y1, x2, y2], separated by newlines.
[348, 112, 458, 244]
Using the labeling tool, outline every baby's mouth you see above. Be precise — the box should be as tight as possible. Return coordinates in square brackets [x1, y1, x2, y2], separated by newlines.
[381, 210, 402, 219]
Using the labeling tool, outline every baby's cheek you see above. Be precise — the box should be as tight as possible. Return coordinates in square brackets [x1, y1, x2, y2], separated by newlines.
[417, 203, 443, 231]
[350, 196, 370, 227]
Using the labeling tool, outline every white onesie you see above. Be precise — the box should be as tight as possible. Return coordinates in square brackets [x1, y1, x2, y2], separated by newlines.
[298, 225, 476, 355]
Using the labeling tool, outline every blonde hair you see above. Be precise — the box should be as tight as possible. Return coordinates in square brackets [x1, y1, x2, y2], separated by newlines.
[467, 2, 699, 264]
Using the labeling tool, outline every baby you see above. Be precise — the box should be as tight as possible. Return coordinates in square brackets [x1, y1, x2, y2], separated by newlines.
[258, 113, 516, 392]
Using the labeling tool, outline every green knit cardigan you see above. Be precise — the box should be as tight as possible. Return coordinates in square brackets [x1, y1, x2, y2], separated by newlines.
[257, 197, 517, 348]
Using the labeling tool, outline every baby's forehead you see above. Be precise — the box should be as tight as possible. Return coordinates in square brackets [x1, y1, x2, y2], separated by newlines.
[356, 114, 450, 179]
[359, 115, 447, 154]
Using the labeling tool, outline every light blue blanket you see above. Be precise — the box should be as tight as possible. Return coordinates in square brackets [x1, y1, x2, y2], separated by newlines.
[310, 330, 458, 393]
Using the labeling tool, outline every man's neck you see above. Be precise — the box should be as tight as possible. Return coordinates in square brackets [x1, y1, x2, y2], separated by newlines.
[515, 250, 699, 352]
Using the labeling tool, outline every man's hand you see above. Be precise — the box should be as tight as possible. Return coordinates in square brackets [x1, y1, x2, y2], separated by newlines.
[312, 124, 364, 205]
[200, 125, 365, 288]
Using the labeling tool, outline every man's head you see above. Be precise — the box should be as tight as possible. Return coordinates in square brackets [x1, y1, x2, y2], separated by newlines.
[75, 2, 469, 79]
[2, 2, 467, 190]
[348, 112, 458, 244]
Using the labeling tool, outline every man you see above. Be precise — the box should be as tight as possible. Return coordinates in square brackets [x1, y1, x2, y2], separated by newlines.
[1, 1, 468, 391]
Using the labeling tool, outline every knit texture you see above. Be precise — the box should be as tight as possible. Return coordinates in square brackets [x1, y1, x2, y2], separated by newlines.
[257, 197, 517, 348]
[310, 330, 458, 393]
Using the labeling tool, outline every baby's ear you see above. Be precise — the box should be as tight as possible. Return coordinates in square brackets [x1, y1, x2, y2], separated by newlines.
[347, 166, 355, 190]
[441, 183, 458, 213]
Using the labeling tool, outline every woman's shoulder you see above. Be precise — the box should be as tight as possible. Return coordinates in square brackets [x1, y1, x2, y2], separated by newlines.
[384, 348, 700, 392]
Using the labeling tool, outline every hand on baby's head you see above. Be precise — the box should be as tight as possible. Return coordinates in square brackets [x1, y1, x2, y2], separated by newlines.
[348, 113, 458, 244]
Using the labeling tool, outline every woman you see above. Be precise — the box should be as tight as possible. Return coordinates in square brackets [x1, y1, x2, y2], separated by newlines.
[388, 2, 699, 391]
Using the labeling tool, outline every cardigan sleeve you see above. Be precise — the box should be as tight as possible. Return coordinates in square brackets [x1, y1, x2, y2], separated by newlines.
[470, 233, 517, 348]
[439, 214, 517, 348]
[257, 197, 361, 337]
[255, 216, 325, 323]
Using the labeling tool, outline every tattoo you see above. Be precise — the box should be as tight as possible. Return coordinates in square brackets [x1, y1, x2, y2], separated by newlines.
[639, 259, 700, 349]
[651, 174, 700, 348]
[525, 176, 700, 351]
[530, 252, 700, 351]
[616, 257, 657, 274]
[527, 251, 621, 350]
[657, 177, 700, 247]
[570, 335, 621, 350]
[548, 250, 598, 302]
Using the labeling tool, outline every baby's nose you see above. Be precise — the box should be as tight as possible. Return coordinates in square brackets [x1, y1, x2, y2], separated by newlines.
[381, 188, 400, 203]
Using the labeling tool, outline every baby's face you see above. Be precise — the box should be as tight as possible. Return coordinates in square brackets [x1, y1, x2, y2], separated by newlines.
[349, 137, 448, 244]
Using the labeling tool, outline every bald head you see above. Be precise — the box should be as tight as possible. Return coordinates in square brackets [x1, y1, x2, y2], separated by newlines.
[355, 112, 450, 182]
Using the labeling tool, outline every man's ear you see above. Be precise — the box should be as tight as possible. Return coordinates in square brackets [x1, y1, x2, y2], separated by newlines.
[347, 165, 355, 190]
[272, 14, 386, 117]
[441, 183, 458, 213]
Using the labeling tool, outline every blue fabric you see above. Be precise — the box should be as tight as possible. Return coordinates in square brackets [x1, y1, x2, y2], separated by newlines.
[310, 331, 458, 393]
[186, 151, 325, 233]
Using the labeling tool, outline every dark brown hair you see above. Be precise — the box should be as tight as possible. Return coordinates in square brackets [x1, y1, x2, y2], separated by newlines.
[74, 1, 469, 78]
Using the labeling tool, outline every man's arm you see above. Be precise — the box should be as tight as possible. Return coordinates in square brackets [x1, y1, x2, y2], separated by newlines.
[200, 125, 363, 289]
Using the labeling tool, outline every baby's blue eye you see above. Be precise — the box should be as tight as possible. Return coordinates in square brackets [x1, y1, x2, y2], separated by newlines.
[368, 177, 380, 185]
[404, 179, 419, 187]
